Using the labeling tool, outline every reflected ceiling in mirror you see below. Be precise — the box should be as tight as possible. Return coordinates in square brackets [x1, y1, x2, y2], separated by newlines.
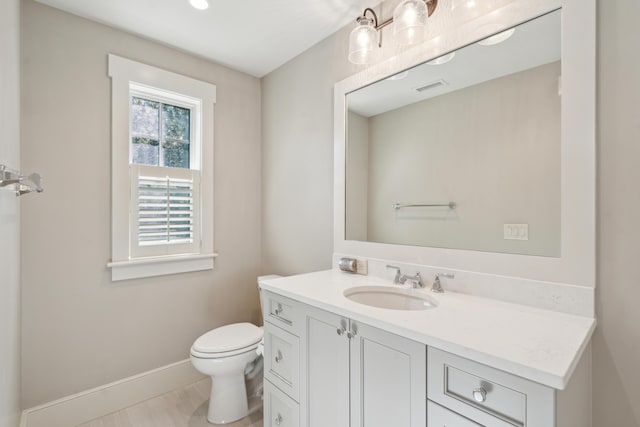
[345, 10, 561, 257]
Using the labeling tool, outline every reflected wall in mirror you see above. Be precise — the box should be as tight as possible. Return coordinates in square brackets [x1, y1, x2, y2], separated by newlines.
[345, 10, 561, 257]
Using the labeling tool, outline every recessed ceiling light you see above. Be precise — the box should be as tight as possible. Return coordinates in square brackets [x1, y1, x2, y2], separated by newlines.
[189, 0, 209, 10]
[477, 28, 516, 46]
[387, 70, 409, 81]
[427, 52, 456, 65]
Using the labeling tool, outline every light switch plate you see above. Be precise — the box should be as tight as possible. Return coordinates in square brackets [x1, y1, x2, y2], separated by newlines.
[504, 224, 529, 240]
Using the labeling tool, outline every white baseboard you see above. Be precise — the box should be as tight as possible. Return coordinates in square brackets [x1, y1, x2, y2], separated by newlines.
[21, 359, 205, 427]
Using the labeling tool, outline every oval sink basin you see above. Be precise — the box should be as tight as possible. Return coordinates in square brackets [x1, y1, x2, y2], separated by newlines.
[343, 286, 438, 311]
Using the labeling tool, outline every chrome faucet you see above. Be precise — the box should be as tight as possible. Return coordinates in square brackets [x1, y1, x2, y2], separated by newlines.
[432, 273, 455, 293]
[400, 272, 424, 288]
[386, 265, 406, 285]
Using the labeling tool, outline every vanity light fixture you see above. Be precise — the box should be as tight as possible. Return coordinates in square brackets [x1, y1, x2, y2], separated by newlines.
[348, 0, 438, 65]
[189, 0, 209, 11]
[477, 28, 516, 45]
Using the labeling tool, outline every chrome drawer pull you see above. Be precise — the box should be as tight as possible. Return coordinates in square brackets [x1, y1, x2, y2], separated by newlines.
[274, 304, 283, 316]
[275, 350, 283, 363]
[274, 413, 283, 425]
[472, 387, 487, 403]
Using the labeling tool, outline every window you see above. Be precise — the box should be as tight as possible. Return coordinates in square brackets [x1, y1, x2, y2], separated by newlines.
[108, 55, 216, 281]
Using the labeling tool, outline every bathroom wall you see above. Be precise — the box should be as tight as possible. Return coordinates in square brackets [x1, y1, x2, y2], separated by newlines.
[0, 0, 22, 424]
[594, 0, 640, 425]
[361, 62, 560, 255]
[345, 111, 369, 242]
[261, 5, 369, 276]
[20, 0, 262, 408]
[262, 0, 640, 426]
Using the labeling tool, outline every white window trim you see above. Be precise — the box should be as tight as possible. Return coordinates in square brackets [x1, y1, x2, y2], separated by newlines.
[107, 54, 217, 281]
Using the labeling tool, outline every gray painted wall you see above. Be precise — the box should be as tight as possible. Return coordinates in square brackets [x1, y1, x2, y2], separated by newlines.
[357, 62, 560, 255]
[0, 0, 22, 424]
[262, 1, 640, 426]
[20, 0, 262, 408]
[594, 0, 640, 425]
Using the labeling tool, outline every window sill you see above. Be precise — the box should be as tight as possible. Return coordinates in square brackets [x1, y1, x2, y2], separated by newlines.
[107, 253, 218, 281]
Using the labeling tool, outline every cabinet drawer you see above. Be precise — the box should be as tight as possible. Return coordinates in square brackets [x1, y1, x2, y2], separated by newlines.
[264, 321, 300, 401]
[427, 347, 555, 426]
[264, 379, 299, 427]
[428, 400, 483, 427]
[262, 291, 302, 336]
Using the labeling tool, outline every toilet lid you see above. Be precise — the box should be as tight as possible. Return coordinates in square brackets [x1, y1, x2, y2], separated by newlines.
[193, 323, 263, 354]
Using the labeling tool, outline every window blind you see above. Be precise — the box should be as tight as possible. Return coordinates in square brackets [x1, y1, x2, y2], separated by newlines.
[137, 175, 194, 245]
[131, 164, 200, 257]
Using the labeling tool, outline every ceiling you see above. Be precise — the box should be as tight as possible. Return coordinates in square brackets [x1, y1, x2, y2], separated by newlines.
[33, 0, 381, 78]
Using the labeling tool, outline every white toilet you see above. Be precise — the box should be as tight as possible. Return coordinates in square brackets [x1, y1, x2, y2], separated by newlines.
[190, 322, 264, 424]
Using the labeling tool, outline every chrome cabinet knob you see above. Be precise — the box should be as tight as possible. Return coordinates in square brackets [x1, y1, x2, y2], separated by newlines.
[275, 350, 283, 363]
[274, 413, 283, 425]
[347, 325, 358, 339]
[473, 387, 487, 403]
[337, 319, 348, 336]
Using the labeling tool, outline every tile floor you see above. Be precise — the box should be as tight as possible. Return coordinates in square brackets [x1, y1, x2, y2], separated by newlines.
[77, 378, 263, 427]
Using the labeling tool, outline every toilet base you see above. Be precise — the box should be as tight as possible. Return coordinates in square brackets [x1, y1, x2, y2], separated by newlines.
[207, 372, 249, 424]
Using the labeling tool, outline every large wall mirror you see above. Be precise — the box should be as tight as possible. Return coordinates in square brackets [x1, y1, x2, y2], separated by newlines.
[345, 10, 561, 257]
[334, 0, 595, 288]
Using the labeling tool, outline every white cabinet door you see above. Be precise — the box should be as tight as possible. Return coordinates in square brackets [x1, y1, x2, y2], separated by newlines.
[350, 321, 426, 427]
[304, 305, 350, 427]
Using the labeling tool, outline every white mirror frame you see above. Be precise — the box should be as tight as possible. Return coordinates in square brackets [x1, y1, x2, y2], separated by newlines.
[334, 0, 595, 288]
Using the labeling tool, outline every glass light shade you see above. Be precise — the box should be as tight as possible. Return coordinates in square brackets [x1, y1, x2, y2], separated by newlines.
[348, 19, 378, 65]
[393, 0, 428, 45]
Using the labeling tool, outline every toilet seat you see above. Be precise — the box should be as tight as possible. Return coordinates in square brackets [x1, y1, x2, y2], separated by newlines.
[191, 322, 263, 359]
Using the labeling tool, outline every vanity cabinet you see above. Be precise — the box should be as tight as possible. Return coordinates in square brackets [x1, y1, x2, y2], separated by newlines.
[261, 290, 426, 427]
[262, 292, 303, 427]
[304, 303, 426, 427]
[427, 347, 554, 426]
[261, 287, 590, 427]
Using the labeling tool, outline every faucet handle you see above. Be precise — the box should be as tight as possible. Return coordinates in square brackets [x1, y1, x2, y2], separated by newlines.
[386, 265, 404, 285]
[414, 272, 425, 288]
[432, 272, 454, 293]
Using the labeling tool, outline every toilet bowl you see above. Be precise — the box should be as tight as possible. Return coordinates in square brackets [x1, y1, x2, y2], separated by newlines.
[190, 322, 264, 424]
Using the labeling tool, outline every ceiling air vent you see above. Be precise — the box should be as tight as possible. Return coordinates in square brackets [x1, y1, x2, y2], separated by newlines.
[415, 79, 448, 93]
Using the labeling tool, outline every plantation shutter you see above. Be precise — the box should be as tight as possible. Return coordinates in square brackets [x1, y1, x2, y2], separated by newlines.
[130, 164, 201, 257]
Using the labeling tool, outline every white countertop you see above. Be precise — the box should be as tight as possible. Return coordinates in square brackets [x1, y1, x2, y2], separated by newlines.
[259, 269, 596, 390]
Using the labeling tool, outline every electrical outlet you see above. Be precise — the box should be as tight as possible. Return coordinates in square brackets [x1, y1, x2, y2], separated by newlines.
[504, 224, 529, 240]
[355, 259, 368, 275]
